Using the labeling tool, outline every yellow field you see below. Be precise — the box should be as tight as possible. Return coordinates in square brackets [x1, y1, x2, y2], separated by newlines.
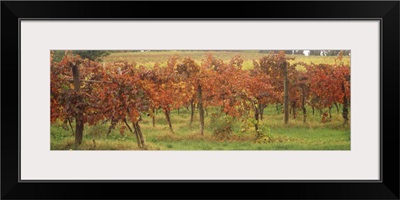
[102, 51, 351, 70]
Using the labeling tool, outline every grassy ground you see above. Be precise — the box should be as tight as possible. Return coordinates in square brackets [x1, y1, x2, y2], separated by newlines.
[51, 106, 350, 150]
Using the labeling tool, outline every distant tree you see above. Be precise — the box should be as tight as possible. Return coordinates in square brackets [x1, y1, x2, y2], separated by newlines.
[309, 50, 319, 56]
[51, 50, 111, 62]
[283, 50, 293, 55]
[52, 50, 66, 62]
[72, 50, 111, 61]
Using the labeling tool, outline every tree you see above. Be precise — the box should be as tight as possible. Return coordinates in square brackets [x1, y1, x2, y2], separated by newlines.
[253, 51, 293, 125]
[309, 56, 350, 125]
[176, 56, 215, 135]
[51, 53, 150, 149]
[73, 50, 110, 61]
[99, 61, 149, 148]
[51, 53, 105, 148]
[247, 69, 275, 132]
[290, 62, 310, 122]
[141, 56, 191, 134]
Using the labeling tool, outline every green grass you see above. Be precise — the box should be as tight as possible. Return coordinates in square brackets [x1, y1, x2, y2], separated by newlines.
[51, 106, 350, 150]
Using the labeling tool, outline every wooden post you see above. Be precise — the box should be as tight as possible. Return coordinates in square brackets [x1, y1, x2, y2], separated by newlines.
[72, 64, 84, 148]
[301, 86, 307, 123]
[283, 62, 289, 125]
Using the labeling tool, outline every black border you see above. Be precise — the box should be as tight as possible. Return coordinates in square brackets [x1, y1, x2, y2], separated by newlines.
[17, 18, 381, 184]
[2, 1, 399, 199]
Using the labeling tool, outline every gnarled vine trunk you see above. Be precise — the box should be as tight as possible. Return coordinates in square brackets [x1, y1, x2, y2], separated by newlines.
[197, 84, 205, 135]
[334, 102, 340, 114]
[164, 108, 174, 134]
[342, 84, 349, 125]
[259, 104, 266, 121]
[124, 119, 141, 149]
[152, 108, 156, 127]
[292, 101, 297, 119]
[254, 104, 259, 132]
[107, 118, 117, 135]
[301, 86, 307, 123]
[132, 121, 145, 149]
[189, 99, 195, 126]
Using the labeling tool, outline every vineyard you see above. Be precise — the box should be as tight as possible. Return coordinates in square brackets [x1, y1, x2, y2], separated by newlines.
[51, 50, 350, 150]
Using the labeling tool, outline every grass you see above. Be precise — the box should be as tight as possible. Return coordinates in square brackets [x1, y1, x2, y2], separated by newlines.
[51, 106, 350, 150]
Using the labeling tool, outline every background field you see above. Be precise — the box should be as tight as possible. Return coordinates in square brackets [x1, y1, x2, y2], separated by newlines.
[103, 51, 351, 69]
[51, 50, 351, 150]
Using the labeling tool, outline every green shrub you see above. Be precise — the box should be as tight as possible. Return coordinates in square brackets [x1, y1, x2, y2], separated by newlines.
[254, 121, 273, 143]
[210, 113, 235, 139]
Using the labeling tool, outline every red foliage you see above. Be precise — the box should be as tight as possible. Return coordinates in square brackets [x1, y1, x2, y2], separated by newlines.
[50, 51, 351, 138]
